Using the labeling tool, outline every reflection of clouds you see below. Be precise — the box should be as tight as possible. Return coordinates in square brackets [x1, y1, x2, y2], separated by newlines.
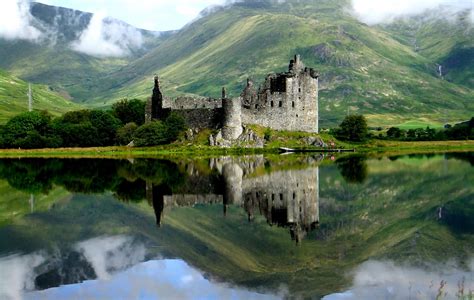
[324, 260, 474, 300]
[0, 253, 45, 300]
[25, 260, 281, 300]
[0, 235, 147, 299]
[75, 235, 147, 280]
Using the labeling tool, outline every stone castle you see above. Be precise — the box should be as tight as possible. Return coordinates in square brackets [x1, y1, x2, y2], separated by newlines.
[145, 55, 319, 140]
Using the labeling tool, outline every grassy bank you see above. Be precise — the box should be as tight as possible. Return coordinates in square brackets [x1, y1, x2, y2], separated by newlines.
[0, 139, 473, 159]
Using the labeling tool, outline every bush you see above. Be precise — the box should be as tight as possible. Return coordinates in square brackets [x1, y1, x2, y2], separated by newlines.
[117, 122, 138, 145]
[133, 121, 169, 147]
[53, 109, 121, 147]
[335, 114, 368, 142]
[112, 98, 146, 126]
[164, 112, 186, 141]
[1, 111, 60, 149]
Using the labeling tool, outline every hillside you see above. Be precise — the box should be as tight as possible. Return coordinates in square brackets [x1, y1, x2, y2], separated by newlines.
[85, 0, 473, 127]
[0, 2, 173, 103]
[0, 69, 81, 124]
[0, 0, 472, 127]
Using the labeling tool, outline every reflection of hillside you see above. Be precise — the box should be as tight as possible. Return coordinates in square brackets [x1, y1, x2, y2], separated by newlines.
[0, 154, 472, 299]
[146, 155, 322, 242]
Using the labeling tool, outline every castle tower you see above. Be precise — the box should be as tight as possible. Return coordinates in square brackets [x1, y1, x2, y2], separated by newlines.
[151, 75, 163, 120]
[222, 94, 243, 140]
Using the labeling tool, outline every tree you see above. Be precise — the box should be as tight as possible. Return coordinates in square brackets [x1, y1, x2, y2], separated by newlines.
[133, 121, 169, 147]
[53, 109, 121, 147]
[164, 112, 186, 142]
[386, 127, 403, 139]
[116, 122, 138, 145]
[112, 98, 146, 126]
[1, 111, 60, 149]
[336, 115, 368, 142]
[89, 110, 121, 146]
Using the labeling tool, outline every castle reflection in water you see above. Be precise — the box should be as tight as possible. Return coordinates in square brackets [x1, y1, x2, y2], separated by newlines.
[146, 155, 321, 243]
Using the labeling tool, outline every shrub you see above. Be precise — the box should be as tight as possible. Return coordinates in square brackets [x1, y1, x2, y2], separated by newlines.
[117, 122, 138, 145]
[335, 114, 368, 142]
[112, 98, 146, 126]
[133, 121, 169, 147]
[1, 111, 59, 149]
[164, 112, 186, 141]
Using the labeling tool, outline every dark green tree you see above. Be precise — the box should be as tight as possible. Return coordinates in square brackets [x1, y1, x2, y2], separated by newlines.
[112, 98, 146, 126]
[53, 109, 120, 147]
[386, 127, 403, 139]
[1, 111, 60, 149]
[336, 115, 368, 142]
[116, 122, 138, 145]
[133, 121, 169, 146]
[164, 112, 187, 142]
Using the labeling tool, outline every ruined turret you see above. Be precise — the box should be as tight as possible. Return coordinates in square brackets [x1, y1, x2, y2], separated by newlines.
[151, 75, 163, 120]
[222, 95, 243, 140]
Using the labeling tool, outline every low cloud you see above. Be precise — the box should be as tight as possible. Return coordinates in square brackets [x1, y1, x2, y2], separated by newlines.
[70, 12, 143, 58]
[323, 260, 474, 300]
[0, 0, 144, 58]
[351, 0, 473, 24]
[0, 0, 42, 41]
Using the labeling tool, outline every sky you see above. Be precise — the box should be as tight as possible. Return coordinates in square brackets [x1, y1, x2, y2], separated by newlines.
[37, 0, 227, 31]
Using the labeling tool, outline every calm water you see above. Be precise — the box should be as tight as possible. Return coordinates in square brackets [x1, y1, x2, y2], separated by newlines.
[0, 153, 472, 299]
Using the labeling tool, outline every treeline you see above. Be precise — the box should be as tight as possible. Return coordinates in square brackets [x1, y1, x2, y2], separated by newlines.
[0, 99, 186, 149]
[384, 118, 474, 141]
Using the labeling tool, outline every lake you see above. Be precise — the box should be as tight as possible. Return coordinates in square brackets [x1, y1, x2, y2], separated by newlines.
[0, 153, 472, 299]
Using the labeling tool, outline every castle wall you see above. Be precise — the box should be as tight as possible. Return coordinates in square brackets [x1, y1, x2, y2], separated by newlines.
[173, 108, 223, 130]
[164, 97, 222, 110]
[241, 73, 318, 133]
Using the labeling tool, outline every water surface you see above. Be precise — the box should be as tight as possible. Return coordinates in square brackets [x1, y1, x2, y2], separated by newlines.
[0, 153, 472, 299]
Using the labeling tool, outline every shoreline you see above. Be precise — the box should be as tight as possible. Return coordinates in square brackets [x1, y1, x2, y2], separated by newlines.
[0, 140, 473, 159]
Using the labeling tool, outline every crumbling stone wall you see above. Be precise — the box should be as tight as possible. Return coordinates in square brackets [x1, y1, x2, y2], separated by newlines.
[241, 55, 319, 133]
[165, 97, 222, 110]
[173, 108, 223, 130]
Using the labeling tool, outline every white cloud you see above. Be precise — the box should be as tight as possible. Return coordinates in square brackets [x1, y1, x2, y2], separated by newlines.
[0, 0, 42, 41]
[323, 260, 474, 300]
[351, 0, 474, 24]
[70, 12, 144, 57]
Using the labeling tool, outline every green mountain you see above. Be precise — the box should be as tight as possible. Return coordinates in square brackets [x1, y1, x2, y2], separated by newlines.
[0, 2, 173, 103]
[0, 0, 472, 127]
[86, 0, 473, 127]
[0, 69, 81, 124]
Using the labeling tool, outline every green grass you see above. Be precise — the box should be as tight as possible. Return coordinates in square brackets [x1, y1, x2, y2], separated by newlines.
[0, 69, 82, 124]
[394, 120, 444, 130]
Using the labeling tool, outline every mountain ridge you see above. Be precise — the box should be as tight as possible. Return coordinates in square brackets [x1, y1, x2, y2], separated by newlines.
[0, 0, 472, 127]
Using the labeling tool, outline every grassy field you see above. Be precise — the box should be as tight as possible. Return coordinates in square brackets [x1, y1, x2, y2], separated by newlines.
[0, 138, 472, 158]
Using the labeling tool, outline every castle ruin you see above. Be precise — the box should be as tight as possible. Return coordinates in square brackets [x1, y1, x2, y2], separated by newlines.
[145, 55, 319, 140]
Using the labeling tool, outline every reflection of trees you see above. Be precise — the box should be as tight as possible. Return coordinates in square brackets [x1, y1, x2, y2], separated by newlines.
[442, 198, 474, 234]
[336, 156, 368, 184]
[0, 159, 60, 194]
[445, 152, 474, 166]
[0, 159, 184, 201]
